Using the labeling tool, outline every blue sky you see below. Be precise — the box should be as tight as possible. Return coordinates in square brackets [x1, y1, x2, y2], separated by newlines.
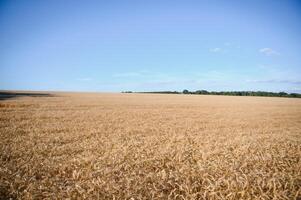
[1, 0, 301, 92]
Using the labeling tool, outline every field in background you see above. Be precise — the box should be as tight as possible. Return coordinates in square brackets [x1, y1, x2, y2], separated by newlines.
[0, 92, 300, 199]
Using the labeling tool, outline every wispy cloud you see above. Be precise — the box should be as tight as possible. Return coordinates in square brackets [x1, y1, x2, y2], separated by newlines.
[112, 71, 170, 79]
[259, 48, 279, 56]
[258, 64, 270, 69]
[210, 48, 222, 53]
[287, 87, 301, 93]
[137, 79, 197, 88]
[112, 72, 143, 78]
[77, 78, 92, 81]
[195, 70, 226, 81]
[246, 79, 301, 84]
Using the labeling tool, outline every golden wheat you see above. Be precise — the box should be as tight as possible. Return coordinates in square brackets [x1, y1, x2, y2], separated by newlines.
[0, 92, 300, 199]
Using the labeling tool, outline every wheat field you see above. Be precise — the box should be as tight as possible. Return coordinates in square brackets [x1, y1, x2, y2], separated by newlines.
[0, 92, 300, 199]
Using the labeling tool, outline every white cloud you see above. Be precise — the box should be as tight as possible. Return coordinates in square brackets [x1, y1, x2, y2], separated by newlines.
[196, 70, 226, 81]
[77, 78, 92, 81]
[113, 71, 170, 79]
[246, 79, 301, 84]
[210, 48, 222, 53]
[259, 48, 279, 56]
[112, 72, 142, 78]
[257, 64, 276, 71]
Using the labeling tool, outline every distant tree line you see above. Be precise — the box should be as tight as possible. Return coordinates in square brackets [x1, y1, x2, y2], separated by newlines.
[138, 91, 180, 94]
[122, 90, 301, 98]
[182, 89, 301, 97]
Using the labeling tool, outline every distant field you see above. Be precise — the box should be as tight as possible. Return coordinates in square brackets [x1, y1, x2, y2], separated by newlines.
[0, 92, 300, 199]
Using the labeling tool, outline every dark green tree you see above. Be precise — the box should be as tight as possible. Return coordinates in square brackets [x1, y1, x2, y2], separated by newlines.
[183, 89, 189, 94]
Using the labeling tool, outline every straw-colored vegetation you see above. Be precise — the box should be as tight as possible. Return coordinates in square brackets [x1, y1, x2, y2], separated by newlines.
[0, 92, 300, 199]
